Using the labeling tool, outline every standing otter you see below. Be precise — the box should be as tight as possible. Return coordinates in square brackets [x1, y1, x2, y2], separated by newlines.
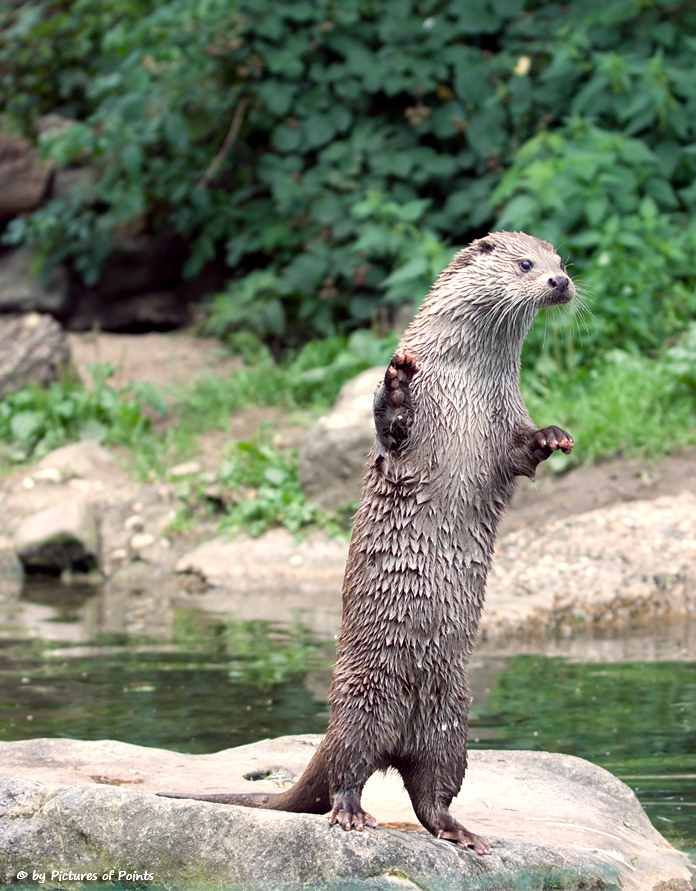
[161, 231, 575, 855]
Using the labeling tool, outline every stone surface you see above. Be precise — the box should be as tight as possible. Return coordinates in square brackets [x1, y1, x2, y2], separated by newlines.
[175, 528, 347, 591]
[298, 366, 382, 511]
[0, 313, 69, 398]
[13, 498, 99, 574]
[33, 441, 118, 479]
[0, 736, 690, 890]
[0, 248, 69, 314]
[0, 131, 53, 220]
[64, 235, 226, 332]
[483, 491, 696, 641]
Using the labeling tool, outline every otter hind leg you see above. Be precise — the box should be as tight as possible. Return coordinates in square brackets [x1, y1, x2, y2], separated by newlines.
[401, 767, 491, 855]
[374, 351, 420, 452]
[398, 732, 492, 856]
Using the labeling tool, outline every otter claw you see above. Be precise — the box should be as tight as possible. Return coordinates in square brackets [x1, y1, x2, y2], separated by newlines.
[437, 827, 492, 856]
[533, 426, 574, 460]
[329, 803, 377, 831]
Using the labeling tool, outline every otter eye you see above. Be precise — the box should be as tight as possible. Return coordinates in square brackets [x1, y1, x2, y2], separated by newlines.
[520, 259, 533, 272]
[560, 261, 566, 272]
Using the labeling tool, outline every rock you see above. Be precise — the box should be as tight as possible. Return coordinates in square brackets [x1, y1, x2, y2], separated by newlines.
[0, 131, 53, 221]
[169, 460, 202, 477]
[176, 528, 347, 593]
[176, 529, 348, 637]
[0, 737, 690, 890]
[33, 441, 118, 480]
[51, 166, 97, 203]
[484, 491, 696, 640]
[0, 313, 69, 398]
[13, 499, 99, 574]
[63, 234, 226, 333]
[0, 247, 69, 314]
[298, 366, 382, 511]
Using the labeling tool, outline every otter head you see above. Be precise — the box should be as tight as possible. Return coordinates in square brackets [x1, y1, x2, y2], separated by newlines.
[454, 231, 575, 312]
[404, 230, 575, 362]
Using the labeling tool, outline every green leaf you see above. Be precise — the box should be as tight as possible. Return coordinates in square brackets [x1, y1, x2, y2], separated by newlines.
[10, 411, 43, 442]
[78, 420, 108, 442]
[264, 467, 287, 486]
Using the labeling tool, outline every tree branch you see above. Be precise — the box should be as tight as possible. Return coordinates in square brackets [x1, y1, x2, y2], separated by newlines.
[197, 97, 250, 190]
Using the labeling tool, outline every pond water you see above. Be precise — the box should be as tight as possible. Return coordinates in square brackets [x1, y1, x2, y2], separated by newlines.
[1, 578, 695, 864]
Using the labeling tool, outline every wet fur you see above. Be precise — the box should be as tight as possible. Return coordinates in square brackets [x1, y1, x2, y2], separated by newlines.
[160, 231, 575, 853]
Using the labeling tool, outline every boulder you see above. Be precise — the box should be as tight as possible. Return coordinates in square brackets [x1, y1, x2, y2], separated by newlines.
[0, 736, 690, 890]
[0, 313, 69, 398]
[33, 440, 119, 480]
[298, 367, 382, 512]
[0, 131, 53, 221]
[13, 498, 99, 574]
[64, 235, 226, 332]
[484, 490, 696, 640]
[0, 247, 69, 314]
[175, 529, 348, 637]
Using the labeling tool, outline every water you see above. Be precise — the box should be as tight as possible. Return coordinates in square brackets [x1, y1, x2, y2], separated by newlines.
[1, 578, 695, 861]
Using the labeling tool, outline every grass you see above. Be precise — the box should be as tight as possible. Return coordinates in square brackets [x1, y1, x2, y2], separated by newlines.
[524, 350, 696, 469]
[166, 436, 356, 539]
[2, 330, 695, 538]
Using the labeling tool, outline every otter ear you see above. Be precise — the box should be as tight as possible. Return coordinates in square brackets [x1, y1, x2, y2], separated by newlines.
[451, 238, 496, 270]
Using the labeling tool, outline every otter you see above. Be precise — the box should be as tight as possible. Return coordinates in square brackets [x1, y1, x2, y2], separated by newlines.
[160, 231, 575, 855]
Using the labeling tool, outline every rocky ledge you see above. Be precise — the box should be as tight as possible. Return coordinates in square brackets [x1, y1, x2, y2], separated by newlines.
[0, 736, 691, 890]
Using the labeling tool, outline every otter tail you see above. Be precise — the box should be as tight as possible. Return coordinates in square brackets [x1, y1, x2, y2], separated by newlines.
[156, 744, 330, 815]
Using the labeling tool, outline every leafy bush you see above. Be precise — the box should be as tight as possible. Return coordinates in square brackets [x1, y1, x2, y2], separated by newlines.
[5, 0, 696, 346]
[0, 365, 166, 462]
[494, 120, 696, 369]
[169, 438, 352, 538]
[523, 349, 696, 467]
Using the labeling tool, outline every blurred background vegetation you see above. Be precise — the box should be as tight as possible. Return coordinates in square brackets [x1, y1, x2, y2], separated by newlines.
[1, 0, 696, 504]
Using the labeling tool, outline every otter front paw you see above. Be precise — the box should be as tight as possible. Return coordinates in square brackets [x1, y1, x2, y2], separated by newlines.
[374, 351, 420, 453]
[532, 425, 574, 463]
[328, 792, 377, 831]
[385, 351, 420, 406]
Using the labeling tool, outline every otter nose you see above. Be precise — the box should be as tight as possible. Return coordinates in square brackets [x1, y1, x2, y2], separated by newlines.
[548, 275, 569, 292]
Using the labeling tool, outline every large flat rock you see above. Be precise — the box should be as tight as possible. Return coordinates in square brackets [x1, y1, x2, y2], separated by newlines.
[0, 736, 690, 890]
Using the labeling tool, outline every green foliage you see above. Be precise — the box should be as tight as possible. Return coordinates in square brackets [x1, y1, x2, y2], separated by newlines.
[0, 365, 166, 462]
[523, 349, 696, 468]
[494, 121, 696, 367]
[170, 436, 353, 539]
[215, 440, 336, 536]
[204, 190, 454, 341]
[6, 0, 696, 345]
[174, 328, 399, 428]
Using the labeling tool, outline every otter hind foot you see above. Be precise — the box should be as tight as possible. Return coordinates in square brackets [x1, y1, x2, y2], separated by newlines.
[432, 811, 492, 855]
[328, 792, 377, 831]
[437, 823, 492, 856]
[374, 351, 420, 453]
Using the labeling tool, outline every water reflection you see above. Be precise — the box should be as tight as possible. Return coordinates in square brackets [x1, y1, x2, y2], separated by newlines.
[1, 576, 695, 857]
